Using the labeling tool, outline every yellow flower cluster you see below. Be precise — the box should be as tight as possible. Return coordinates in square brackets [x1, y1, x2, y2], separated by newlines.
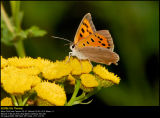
[42, 60, 71, 80]
[1, 57, 43, 94]
[1, 97, 13, 106]
[1, 56, 120, 106]
[35, 82, 66, 106]
[2, 66, 41, 94]
[93, 65, 120, 87]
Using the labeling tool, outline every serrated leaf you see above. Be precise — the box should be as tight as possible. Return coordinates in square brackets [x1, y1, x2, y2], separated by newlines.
[25, 26, 47, 38]
[1, 27, 14, 46]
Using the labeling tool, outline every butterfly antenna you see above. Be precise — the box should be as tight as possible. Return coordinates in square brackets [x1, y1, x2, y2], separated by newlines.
[64, 43, 72, 46]
[51, 36, 72, 43]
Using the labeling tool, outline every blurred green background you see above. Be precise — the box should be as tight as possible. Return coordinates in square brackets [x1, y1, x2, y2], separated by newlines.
[1, 1, 159, 106]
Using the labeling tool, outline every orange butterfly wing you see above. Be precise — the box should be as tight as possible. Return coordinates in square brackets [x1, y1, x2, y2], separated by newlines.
[74, 13, 96, 44]
[76, 30, 114, 51]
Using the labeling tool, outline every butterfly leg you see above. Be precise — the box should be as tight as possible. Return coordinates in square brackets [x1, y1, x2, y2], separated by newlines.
[66, 52, 72, 64]
[79, 59, 83, 71]
[87, 59, 93, 69]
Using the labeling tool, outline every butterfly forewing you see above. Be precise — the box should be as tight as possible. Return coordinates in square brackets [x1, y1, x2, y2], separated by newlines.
[74, 13, 96, 44]
[76, 30, 114, 51]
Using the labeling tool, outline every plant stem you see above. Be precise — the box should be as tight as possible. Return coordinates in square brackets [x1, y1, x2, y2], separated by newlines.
[22, 94, 31, 106]
[1, 3, 14, 33]
[14, 40, 26, 57]
[2, 2, 26, 57]
[16, 95, 23, 106]
[10, 1, 26, 57]
[10, 1, 21, 31]
[66, 79, 81, 106]
[10, 95, 18, 106]
[75, 91, 85, 101]
[78, 87, 101, 102]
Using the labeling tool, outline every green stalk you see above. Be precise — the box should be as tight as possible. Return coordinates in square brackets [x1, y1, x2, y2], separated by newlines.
[75, 91, 85, 101]
[14, 40, 26, 57]
[10, 1, 21, 31]
[10, 1, 26, 57]
[66, 79, 81, 106]
[1, 3, 14, 33]
[10, 95, 18, 106]
[16, 95, 23, 106]
[22, 94, 31, 106]
[77, 86, 101, 102]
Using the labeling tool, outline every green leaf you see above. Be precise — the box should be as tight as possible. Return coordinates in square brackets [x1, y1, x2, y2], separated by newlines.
[14, 30, 27, 40]
[72, 99, 93, 105]
[25, 26, 47, 38]
[1, 20, 14, 46]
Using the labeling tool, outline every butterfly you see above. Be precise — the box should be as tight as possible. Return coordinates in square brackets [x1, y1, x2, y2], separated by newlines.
[68, 13, 119, 65]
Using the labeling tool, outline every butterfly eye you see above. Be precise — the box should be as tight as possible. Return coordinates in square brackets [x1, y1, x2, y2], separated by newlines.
[72, 44, 75, 49]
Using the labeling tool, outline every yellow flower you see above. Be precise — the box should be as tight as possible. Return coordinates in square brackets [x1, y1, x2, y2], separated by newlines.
[2, 69, 33, 94]
[81, 60, 92, 74]
[42, 60, 71, 80]
[80, 74, 99, 87]
[67, 74, 75, 85]
[2, 65, 40, 76]
[7, 57, 36, 68]
[35, 57, 54, 71]
[1, 69, 8, 85]
[93, 65, 120, 87]
[1, 97, 13, 106]
[1, 56, 8, 69]
[64, 56, 92, 75]
[68, 57, 82, 75]
[80, 74, 99, 92]
[31, 76, 41, 87]
[19, 67, 41, 76]
[35, 82, 66, 106]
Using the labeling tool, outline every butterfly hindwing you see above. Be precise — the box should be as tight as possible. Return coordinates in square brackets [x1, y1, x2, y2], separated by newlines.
[77, 46, 119, 65]
[74, 13, 96, 44]
[76, 30, 114, 51]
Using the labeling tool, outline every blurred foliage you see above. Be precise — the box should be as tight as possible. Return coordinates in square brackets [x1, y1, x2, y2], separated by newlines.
[1, 1, 159, 106]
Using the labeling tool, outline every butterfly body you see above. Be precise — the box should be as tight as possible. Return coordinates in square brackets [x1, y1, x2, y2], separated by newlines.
[70, 46, 88, 60]
[69, 13, 119, 65]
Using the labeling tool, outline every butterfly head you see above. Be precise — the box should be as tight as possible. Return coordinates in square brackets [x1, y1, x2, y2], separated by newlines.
[70, 43, 75, 50]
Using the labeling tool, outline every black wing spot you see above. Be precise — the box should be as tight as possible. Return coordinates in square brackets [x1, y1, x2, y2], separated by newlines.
[100, 38, 103, 41]
[102, 43, 106, 46]
[87, 29, 92, 34]
[107, 40, 111, 46]
[81, 28, 85, 33]
[83, 43, 85, 46]
[83, 22, 88, 28]
[80, 33, 83, 37]
[98, 41, 101, 43]
[87, 41, 89, 44]
[91, 38, 94, 42]
[107, 47, 110, 49]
